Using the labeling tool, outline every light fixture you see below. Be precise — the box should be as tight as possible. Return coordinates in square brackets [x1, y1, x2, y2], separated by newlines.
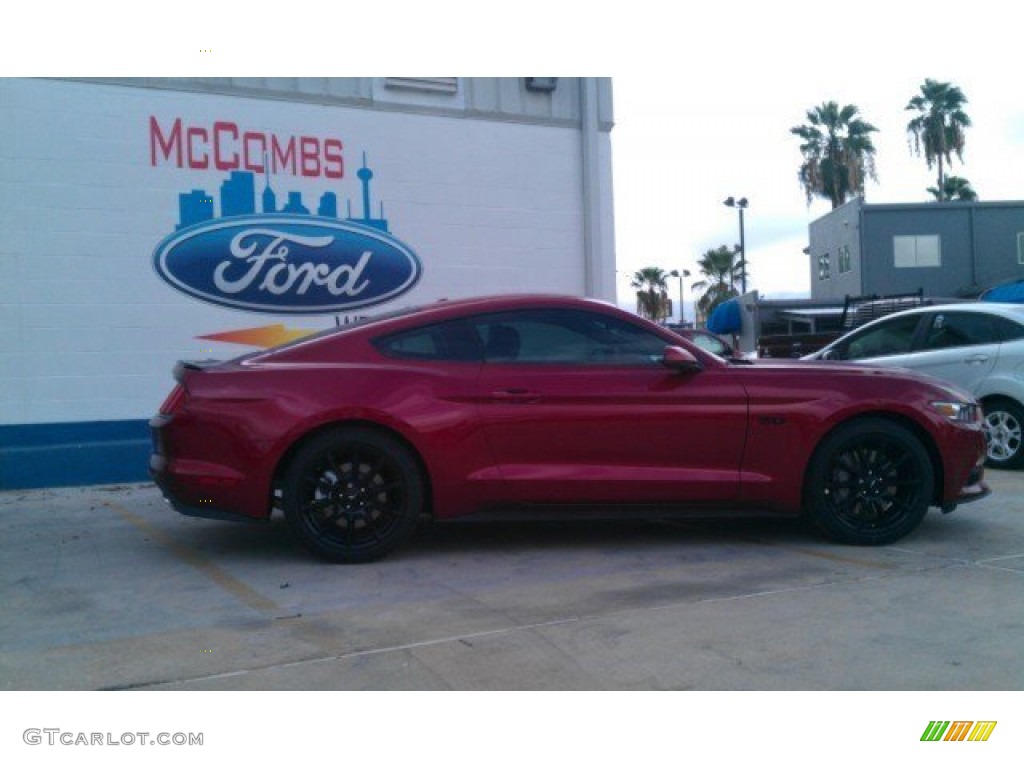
[669, 269, 691, 326]
[525, 78, 558, 93]
[723, 196, 749, 294]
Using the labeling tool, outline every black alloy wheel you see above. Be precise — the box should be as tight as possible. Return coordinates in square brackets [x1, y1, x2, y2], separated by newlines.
[805, 419, 934, 545]
[283, 427, 424, 563]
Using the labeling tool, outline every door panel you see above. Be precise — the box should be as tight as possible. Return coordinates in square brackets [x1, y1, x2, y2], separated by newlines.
[895, 346, 998, 394]
[476, 364, 748, 504]
[903, 311, 999, 395]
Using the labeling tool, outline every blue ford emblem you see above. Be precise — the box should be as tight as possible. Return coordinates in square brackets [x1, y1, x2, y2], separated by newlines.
[153, 215, 422, 314]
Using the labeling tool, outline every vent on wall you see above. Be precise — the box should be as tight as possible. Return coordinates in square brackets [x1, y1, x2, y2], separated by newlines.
[385, 78, 458, 94]
[525, 77, 558, 93]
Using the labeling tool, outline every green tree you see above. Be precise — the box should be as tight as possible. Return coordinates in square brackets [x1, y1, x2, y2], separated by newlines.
[691, 246, 741, 321]
[906, 78, 971, 193]
[630, 266, 670, 322]
[791, 101, 879, 209]
[928, 175, 977, 202]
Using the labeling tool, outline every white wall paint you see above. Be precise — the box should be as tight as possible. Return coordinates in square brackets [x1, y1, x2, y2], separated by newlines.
[1, 78, 609, 425]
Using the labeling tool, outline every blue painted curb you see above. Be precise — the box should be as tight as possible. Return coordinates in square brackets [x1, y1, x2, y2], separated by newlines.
[0, 420, 152, 490]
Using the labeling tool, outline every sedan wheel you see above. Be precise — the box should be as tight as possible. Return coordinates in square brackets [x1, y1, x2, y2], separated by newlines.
[982, 398, 1024, 469]
[283, 428, 424, 563]
[805, 419, 933, 545]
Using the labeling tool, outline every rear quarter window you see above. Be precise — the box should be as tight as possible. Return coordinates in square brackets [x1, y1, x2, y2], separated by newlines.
[993, 315, 1024, 342]
[374, 320, 482, 362]
[922, 312, 995, 350]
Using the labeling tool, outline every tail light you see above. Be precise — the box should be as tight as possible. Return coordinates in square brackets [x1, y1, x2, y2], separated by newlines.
[159, 384, 188, 415]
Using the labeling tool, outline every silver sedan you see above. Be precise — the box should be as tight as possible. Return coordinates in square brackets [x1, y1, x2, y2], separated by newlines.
[807, 302, 1024, 469]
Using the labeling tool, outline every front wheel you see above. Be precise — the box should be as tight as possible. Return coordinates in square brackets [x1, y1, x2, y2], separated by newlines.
[283, 427, 424, 563]
[982, 398, 1024, 470]
[805, 419, 934, 545]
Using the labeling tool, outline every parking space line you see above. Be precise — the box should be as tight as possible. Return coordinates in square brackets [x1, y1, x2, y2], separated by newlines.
[975, 553, 1024, 565]
[110, 616, 584, 689]
[102, 499, 282, 616]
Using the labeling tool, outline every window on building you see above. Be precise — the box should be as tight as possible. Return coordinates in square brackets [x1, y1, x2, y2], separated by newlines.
[818, 253, 831, 281]
[894, 235, 941, 268]
[838, 245, 852, 274]
[384, 78, 458, 94]
[1017, 232, 1024, 265]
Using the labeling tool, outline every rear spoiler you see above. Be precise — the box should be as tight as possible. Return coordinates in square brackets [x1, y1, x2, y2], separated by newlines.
[173, 359, 223, 382]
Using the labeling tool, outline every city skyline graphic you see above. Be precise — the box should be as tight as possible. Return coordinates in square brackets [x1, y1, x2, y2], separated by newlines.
[176, 153, 390, 233]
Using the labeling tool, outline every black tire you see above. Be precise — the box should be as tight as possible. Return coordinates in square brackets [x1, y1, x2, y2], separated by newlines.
[982, 398, 1024, 470]
[805, 419, 934, 545]
[282, 427, 424, 563]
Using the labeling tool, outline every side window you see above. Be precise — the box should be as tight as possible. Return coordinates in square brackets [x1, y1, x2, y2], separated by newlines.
[841, 314, 922, 360]
[993, 315, 1024, 342]
[922, 312, 994, 351]
[472, 309, 667, 365]
[374, 320, 482, 362]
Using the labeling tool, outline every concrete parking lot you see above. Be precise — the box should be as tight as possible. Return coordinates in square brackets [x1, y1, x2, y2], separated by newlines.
[1, 471, 1022, 690]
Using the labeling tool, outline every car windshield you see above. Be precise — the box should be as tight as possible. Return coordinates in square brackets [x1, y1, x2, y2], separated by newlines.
[691, 333, 728, 356]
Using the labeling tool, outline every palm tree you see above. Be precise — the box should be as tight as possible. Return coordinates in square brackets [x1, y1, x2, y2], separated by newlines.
[630, 266, 670, 322]
[791, 101, 879, 209]
[906, 79, 971, 192]
[928, 175, 978, 202]
[691, 246, 741, 322]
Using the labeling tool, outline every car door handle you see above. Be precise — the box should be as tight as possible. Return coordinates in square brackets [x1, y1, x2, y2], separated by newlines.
[489, 388, 542, 404]
[964, 354, 990, 365]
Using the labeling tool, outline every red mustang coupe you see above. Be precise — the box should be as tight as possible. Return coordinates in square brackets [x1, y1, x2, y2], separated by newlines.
[150, 295, 989, 562]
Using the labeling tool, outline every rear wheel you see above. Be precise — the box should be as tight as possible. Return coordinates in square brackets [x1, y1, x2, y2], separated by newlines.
[982, 398, 1024, 470]
[805, 419, 934, 545]
[283, 427, 423, 563]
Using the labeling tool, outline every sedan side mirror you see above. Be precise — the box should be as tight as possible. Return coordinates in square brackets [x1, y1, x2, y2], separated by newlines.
[662, 345, 702, 372]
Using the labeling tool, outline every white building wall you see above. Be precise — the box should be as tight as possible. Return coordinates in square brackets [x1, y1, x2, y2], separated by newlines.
[1, 78, 610, 430]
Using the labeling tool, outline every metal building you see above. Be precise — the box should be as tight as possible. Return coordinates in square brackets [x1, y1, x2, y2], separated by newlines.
[809, 197, 1024, 301]
[0, 77, 616, 489]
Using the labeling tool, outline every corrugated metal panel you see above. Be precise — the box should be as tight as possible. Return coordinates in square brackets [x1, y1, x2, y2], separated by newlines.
[58, 77, 612, 130]
[385, 77, 458, 93]
[67, 77, 374, 106]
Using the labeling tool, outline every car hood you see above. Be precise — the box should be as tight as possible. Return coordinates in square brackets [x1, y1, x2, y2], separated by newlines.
[740, 358, 978, 402]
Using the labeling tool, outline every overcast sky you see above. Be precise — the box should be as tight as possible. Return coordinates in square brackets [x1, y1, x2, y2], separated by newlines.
[610, 3, 1023, 315]
[8, 1, 1022, 316]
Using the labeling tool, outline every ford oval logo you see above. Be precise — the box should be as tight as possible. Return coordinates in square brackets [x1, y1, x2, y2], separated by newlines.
[153, 215, 422, 314]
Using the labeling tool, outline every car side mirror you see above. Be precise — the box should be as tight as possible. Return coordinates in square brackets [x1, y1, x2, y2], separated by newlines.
[662, 345, 702, 372]
[821, 348, 839, 361]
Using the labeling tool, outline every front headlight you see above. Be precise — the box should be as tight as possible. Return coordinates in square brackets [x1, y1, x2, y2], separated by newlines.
[931, 401, 981, 424]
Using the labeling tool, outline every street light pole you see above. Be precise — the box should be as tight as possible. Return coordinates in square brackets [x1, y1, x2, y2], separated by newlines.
[669, 268, 690, 326]
[724, 196, 749, 294]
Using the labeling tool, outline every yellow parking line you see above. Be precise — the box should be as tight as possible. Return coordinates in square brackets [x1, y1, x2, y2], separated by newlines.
[103, 499, 281, 615]
[659, 520, 897, 570]
[750, 540, 897, 569]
